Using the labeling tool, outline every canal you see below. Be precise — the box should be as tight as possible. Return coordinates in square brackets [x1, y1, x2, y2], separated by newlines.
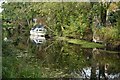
[2, 30, 120, 79]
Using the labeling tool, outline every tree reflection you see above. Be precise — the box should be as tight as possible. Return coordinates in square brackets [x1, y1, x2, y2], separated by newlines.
[90, 48, 98, 80]
[2, 31, 120, 78]
[90, 48, 118, 80]
[98, 63, 108, 80]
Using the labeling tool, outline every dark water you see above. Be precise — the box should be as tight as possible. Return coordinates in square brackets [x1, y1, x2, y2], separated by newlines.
[2, 32, 120, 79]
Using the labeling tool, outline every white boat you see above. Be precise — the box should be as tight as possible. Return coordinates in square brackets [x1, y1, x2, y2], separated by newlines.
[30, 30, 46, 36]
[30, 25, 47, 36]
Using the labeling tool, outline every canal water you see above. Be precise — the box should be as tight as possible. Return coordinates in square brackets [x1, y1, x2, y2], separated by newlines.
[2, 31, 120, 79]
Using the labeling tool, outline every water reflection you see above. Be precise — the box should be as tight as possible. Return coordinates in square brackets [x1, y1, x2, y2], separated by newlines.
[2, 33, 120, 78]
[30, 35, 46, 44]
[89, 48, 120, 80]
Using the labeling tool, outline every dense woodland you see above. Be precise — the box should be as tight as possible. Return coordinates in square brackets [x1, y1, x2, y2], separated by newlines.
[2, 2, 120, 40]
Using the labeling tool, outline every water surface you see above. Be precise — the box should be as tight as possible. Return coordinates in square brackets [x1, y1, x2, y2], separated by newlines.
[2, 32, 120, 79]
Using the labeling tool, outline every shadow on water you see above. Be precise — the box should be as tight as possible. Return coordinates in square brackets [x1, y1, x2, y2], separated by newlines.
[2, 32, 120, 79]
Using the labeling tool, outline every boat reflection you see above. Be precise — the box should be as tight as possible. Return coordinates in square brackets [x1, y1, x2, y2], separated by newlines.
[30, 35, 46, 44]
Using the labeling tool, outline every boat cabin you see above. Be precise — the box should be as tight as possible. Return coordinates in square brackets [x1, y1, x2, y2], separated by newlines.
[30, 24, 47, 35]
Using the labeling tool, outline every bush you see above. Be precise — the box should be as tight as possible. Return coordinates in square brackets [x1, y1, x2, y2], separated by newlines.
[99, 27, 119, 41]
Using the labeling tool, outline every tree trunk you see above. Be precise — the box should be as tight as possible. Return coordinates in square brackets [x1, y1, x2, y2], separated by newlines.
[83, 2, 94, 41]
[101, 4, 107, 27]
[100, 2, 111, 27]
[117, 10, 120, 35]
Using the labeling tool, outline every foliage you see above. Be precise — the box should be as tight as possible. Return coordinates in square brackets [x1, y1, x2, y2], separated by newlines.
[1, 2, 90, 37]
[2, 56, 42, 78]
[2, 2, 120, 41]
[101, 27, 119, 40]
[116, 2, 120, 36]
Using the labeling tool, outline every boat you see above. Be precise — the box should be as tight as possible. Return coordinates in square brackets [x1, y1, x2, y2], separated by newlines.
[30, 24, 47, 36]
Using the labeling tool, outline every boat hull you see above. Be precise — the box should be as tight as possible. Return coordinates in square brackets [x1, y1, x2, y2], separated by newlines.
[30, 30, 46, 36]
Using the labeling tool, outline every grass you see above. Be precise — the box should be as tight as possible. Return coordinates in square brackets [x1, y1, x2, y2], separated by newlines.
[57, 37, 104, 48]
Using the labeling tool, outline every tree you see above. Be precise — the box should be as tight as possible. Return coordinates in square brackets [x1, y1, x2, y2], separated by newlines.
[100, 2, 111, 26]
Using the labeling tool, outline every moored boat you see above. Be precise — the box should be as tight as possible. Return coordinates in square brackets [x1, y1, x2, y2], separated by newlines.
[30, 24, 47, 36]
